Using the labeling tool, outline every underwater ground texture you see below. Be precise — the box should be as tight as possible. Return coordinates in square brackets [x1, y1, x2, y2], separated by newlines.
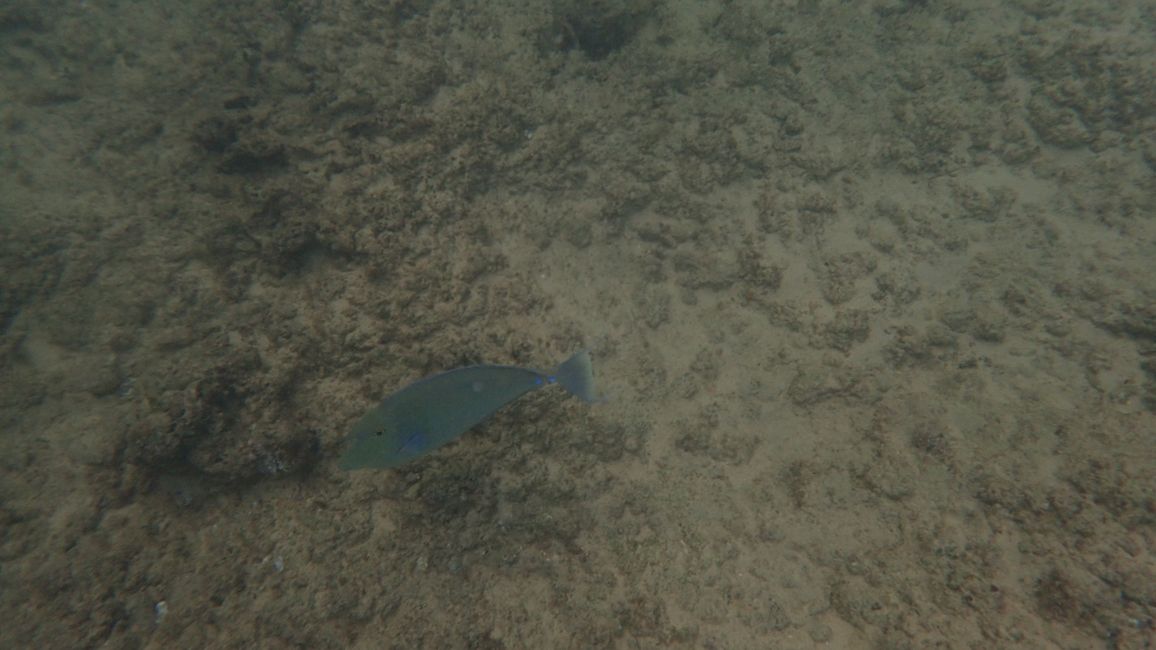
[1, 0, 1154, 648]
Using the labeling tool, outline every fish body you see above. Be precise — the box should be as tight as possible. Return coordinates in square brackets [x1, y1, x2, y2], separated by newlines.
[339, 350, 597, 470]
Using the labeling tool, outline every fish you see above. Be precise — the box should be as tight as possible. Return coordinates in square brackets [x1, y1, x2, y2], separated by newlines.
[339, 350, 598, 470]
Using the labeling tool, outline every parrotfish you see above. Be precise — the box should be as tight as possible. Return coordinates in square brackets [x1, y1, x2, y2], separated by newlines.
[339, 350, 598, 470]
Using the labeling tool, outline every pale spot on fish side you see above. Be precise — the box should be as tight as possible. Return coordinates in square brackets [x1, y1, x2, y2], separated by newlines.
[472, 381, 484, 393]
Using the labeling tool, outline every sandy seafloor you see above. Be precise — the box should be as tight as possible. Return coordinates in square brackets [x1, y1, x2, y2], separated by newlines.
[1, 0, 1155, 648]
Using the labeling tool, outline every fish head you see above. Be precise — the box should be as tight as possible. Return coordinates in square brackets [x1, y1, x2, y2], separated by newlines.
[339, 409, 430, 470]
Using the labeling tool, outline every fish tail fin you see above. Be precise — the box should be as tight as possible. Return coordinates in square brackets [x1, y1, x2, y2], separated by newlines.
[555, 349, 601, 403]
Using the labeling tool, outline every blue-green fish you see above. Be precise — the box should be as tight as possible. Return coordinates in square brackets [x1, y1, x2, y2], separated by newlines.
[340, 350, 598, 470]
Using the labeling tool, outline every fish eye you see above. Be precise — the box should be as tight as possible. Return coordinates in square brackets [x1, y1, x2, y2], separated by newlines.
[375, 430, 385, 436]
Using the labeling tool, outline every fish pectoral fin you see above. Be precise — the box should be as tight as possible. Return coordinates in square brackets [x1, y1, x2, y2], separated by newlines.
[398, 431, 428, 454]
